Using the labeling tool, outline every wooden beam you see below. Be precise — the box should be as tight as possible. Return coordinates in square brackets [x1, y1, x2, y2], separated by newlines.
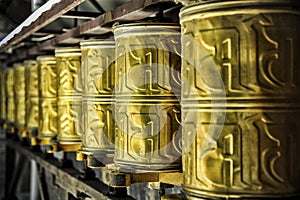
[44, 0, 176, 45]
[5, 0, 179, 62]
[0, 0, 86, 51]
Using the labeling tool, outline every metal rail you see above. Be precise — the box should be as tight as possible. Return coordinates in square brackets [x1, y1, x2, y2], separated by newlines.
[5, 139, 134, 200]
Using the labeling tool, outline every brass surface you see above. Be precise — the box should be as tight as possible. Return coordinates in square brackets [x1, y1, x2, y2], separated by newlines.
[0, 68, 6, 120]
[55, 47, 82, 151]
[37, 56, 57, 144]
[180, 0, 300, 198]
[109, 171, 182, 187]
[5, 67, 14, 124]
[113, 23, 182, 172]
[174, 0, 197, 6]
[13, 63, 26, 128]
[80, 39, 116, 162]
[24, 60, 39, 133]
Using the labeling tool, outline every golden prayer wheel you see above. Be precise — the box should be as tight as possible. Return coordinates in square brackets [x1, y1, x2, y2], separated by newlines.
[79, 39, 116, 165]
[24, 60, 39, 138]
[113, 23, 182, 172]
[36, 56, 57, 146]
[13, 63, 26, 132]
[5, 67, 15, 125]
[180, 0, 300, 198]
[55, 47, 82, 152]
[0, 67, 6, 133]
[0, 68, 6, 121]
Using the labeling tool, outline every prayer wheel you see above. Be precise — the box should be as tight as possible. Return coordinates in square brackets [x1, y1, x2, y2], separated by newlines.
[0, 68, 6, 122]
[0, 67, 6, 134]
[13, 63, 26, 133]
[113, 23, 182, 172]
[36, 56, 57, 146]
[55, 47, 82, 152]
[180, 0, 300, 198]
[24, 60, 39, 138]
[79, 39, 115, 165]
[6, 67, 14, 125]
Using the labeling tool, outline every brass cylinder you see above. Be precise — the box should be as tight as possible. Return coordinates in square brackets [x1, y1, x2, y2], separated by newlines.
[180, 0, 300, 199]
[6, 67, 14, 124]
[13, 63, 26, 131]
[113, 23, 182, 172]
[24, 60, 39, 134]
[80, 39, 116, 164]
[37, 56, 57, 145]
[0, 68, 6, 121]
[55, 47, 82, 151]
